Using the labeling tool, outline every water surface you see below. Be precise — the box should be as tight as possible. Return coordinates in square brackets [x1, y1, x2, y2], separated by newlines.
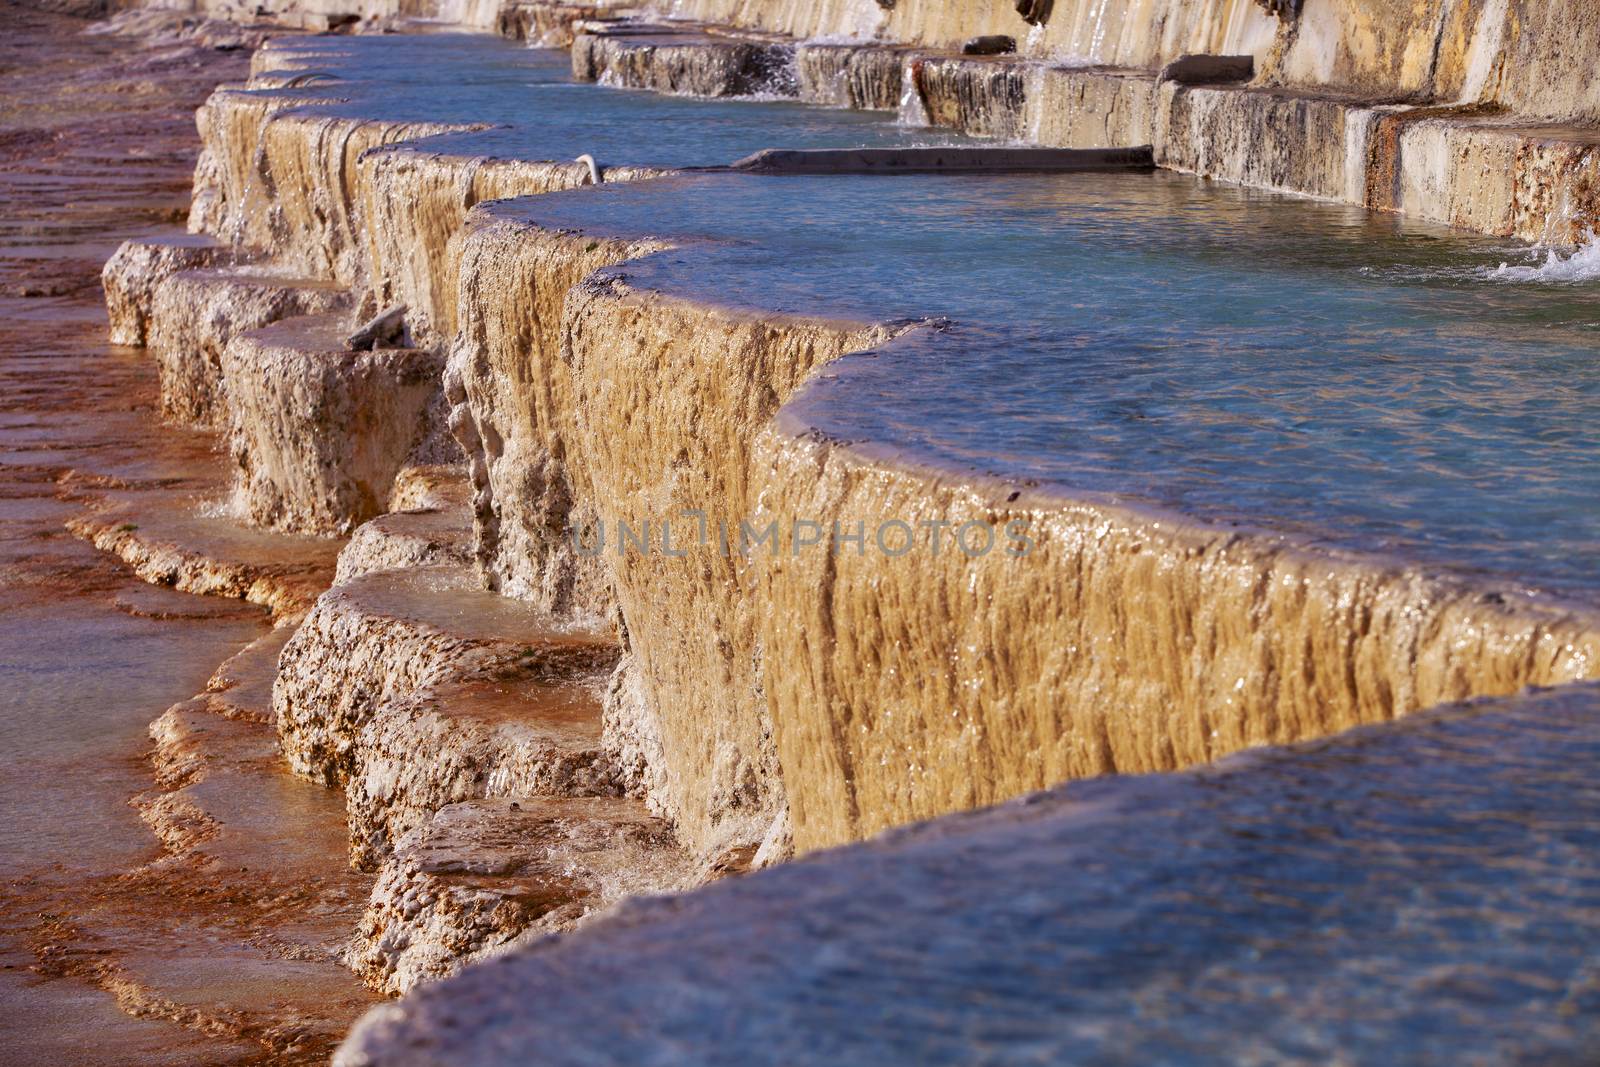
[258, 33, 962, 166]
[519, 171, 1600, 598]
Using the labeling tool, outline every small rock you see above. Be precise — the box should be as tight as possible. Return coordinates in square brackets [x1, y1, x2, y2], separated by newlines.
[1015, 0, 1053, 25]
[961, 35, 1016, 56]
[346, 305, 408, 351]
[1159, 54, 1255, 85]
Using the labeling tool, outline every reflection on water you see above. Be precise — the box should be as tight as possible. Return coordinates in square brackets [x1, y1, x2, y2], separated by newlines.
[258, 34, 963, 166]
[0, 603, 263, 880]
[351, 682, 1600, 1064]
[518, 171, 1600, 597]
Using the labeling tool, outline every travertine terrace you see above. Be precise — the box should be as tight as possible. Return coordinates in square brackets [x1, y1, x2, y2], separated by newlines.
[13, 0, 1600, 1061]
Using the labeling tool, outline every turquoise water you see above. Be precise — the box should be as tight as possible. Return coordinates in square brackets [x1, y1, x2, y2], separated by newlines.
[513, 171, 1600, 598]
[256, 34, 958, 166]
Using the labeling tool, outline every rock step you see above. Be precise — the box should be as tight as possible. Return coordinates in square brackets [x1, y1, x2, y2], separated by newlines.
[324, 495, 620, 869]
[333, 478, 474, 586]
[101, 232, 230, 347]
[67, 489, 342, 618]
[386, 463, 471, 514]
[142, 704, 359, 886]
[205, 625, 295, 726]
[572, 23, 798, 98]
[496, 3, 639, 48]
[221, 311, 445, 537]
[141, 627, 370, 895]
[113, 581, 270, 623]
[274, 563, 618, 791]
[33, 903, 377, 1067]
[346, 797, 692, 995]
[150, 267, 349, 428]
[346, 662, 622, 870]
[29, 632, 380, 1065]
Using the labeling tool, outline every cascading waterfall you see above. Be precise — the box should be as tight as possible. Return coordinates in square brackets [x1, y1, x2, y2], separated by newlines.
[1488, 230, 1600, 283]
[896, 54, 929, 127]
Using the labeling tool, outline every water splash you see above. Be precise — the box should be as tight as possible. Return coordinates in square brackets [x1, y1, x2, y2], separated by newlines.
[1488, 232, 1600, 283]
[896, 56, 928, 127]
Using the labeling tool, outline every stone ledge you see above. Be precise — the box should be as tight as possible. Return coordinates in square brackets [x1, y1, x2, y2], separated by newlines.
[730, 145, 1156, 173]
[346, 796, 691, 994]
[221, 311, 445, 536]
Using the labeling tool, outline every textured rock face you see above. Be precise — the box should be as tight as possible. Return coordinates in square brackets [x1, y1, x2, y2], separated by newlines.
[753, 414, 1600, 849]
[191, 83, 475, 283]
[443, 192, 1600, 864]
[446, 222, 663, 613]
[346, 797, 692, 994]
[449, 206, 908, 858]
[572, 26, 798, 98]
[222, 312, 444, 535]
[149, 266, 350, 427]
[273, 563, 614, 789]
[911, 55, 1030, 140]
[101, 234, 228, 346]
[793, 42, 906, 109]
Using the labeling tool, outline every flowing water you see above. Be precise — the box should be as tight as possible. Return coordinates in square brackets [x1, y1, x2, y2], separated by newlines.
[520, 170, 1600, 600]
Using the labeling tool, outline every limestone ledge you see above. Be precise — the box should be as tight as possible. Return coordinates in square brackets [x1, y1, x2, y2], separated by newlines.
[571, 22, 797, 97]
[66, 490, 342, 619]
[333, 482, 475, 585]
[331, 502, 624, 869]
[346, 650, 624, 859]
[445, 198, 1600, 860]
[101, 233, 229, 347]
[149, 265, 350, 428]
[194, 82, 478, 285]
[501, 3, 643, 49]
[571, 23, 1600, 246]
[193, 48, 673, 343]
[222, 312, 444, 536]
[273, 564, 600, 783]
[346, 796, 691, 994]
[357, 144, 671, 345]
[756, 393, 1600, 849]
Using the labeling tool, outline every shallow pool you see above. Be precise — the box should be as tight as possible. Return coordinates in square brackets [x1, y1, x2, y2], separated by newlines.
[257, 33, 960, 166]
[518, 170, 1600, 598]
